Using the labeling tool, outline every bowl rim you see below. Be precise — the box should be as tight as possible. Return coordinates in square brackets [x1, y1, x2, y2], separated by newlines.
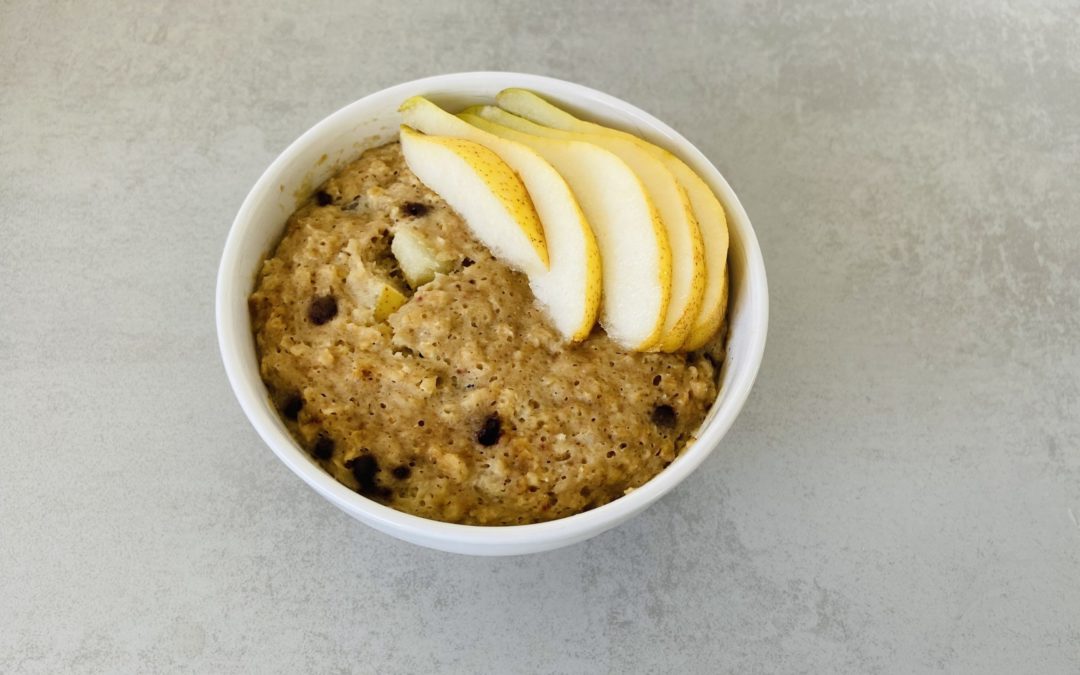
[216, 71, 768, 554]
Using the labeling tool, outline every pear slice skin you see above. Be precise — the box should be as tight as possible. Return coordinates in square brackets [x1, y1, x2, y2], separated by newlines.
[398, 125, 548, 280]
[372, 281, 408, 322]
[459, 112, 671, 352]
[399, 96, 600, 342]
[469, 105, 705, 353]
[495, 88, 729, 350]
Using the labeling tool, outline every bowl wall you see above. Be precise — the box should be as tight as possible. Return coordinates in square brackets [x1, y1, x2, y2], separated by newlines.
[216, 72, 768, 556]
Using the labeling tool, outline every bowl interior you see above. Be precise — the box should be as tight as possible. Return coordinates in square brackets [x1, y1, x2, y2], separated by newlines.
[217, 72, 767, 555]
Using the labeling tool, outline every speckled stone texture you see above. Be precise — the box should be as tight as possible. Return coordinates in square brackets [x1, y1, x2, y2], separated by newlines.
[1, 1, 1078, 673]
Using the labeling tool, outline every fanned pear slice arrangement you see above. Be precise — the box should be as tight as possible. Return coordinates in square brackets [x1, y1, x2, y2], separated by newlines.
[395, 89, 730, 352]
[459, 111, 671, 351]
[468, 105, 705, 352]
[494, 88, 730, 350]
[399, 96, 601, 342]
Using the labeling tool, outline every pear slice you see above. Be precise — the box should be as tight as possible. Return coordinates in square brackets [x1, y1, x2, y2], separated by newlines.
[398, 126, 548, 280]
[469, 105, 705, 353]
[459, 112, 671, 351]
[399, 96, 600, 341]
[495, 88, 729, 350]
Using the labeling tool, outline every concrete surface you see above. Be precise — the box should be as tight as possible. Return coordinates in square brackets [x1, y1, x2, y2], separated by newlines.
[2, 1, 1078, 673]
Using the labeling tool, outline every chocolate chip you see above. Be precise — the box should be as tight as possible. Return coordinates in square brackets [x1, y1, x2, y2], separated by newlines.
[307, 295, 337, 325]
[476, 414, 502, 446]
[461, 257, 475, 268]
[312, 434, 334, 460]
[651, 404, 677, 428]
[281, 394, 303, 420]
[391, 465, 411, 480]
[648, 406, 673, 425]
[402, 202, 428, 217]
[346, 453, 386, 497]
[314, 190, 333, 206]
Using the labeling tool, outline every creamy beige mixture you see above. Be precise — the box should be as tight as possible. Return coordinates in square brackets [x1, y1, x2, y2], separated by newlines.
[249, 142, 726, 525]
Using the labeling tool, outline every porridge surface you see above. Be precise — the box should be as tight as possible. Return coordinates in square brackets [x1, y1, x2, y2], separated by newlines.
[249, 142, 724, 525]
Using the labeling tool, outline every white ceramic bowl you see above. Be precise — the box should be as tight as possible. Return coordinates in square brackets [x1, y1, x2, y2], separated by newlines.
[216, 72, 768, 556]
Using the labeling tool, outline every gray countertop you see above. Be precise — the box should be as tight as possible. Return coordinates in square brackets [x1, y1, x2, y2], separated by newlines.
[2, 1, 1078, 673]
